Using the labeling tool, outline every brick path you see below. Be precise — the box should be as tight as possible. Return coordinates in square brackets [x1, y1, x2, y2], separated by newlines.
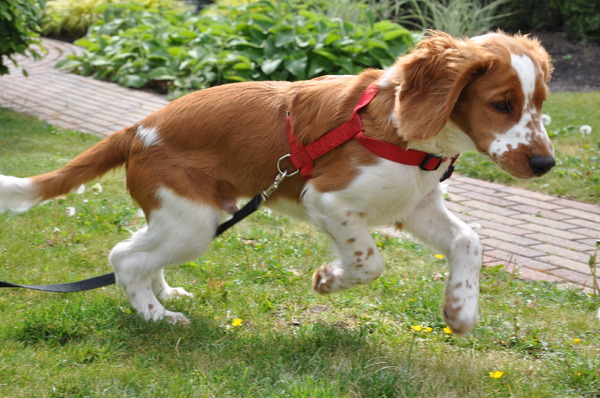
[1, 39, 599, 292]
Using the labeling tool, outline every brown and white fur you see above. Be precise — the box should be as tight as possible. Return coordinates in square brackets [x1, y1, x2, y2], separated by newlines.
[0, 31, 554, 334]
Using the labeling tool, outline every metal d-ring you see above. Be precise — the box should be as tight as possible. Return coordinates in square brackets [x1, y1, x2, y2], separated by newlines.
[277, 154, 299, 177]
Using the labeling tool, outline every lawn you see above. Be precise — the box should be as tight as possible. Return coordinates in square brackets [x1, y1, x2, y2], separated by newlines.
[0, 108, 599, 397]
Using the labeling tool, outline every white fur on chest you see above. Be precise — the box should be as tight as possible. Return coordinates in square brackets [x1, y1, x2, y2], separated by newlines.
[296, 159, 445, 227]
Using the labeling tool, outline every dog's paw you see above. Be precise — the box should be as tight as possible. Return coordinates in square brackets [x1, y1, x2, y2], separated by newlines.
[312, 264, 344, 294]
[164, 310, 191, 325]
[442, 296, 478, 336]
[139, 303, 191, 325]
[158, 286, 194, 301]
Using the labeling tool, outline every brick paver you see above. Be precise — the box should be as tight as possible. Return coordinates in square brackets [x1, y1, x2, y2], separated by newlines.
[1, 39, 599, 293]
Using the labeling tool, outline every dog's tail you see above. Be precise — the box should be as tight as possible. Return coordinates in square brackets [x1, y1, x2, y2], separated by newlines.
[0, 125, 136, 213]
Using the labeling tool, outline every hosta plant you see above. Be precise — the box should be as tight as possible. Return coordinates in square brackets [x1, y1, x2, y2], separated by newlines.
[56, 1, 415, 97]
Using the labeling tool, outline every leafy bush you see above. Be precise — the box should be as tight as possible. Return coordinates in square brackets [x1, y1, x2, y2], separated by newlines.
[557, 0, 600, 44]
[41, 0, 190, 40]
[57, 1, 415, 97]
[0, 0, 45, 76]
[498, 0, 600, 44]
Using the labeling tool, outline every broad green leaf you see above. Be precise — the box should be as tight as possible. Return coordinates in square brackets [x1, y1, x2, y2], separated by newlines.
[261, 58, 282, 75]
[284, 57, 307, 79]
[120, 74, 148, 88]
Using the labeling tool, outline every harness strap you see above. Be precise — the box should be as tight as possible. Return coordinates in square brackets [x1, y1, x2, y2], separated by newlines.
[286, 84, 459, 181]
[287, 85, 379, 179]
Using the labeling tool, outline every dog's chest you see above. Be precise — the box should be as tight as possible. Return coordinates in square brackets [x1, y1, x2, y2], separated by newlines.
[301, 159, 445, 226]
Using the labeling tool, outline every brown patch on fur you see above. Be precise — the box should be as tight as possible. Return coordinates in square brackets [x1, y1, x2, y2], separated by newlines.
[347, 238, 356, 243]
[354, 251, 363, 257]
[366, 247, 375, 259]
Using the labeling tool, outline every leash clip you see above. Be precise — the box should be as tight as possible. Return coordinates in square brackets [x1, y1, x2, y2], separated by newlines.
[261, 169, 288, 200]
[261, 154, 301, 200]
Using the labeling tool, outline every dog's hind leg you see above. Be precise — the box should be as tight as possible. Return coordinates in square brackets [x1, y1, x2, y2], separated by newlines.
[150, 269, 194, 301]
[109, 187, 219, 324]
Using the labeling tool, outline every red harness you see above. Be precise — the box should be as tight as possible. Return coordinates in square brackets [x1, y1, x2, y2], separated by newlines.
[286, 84, 458, 181]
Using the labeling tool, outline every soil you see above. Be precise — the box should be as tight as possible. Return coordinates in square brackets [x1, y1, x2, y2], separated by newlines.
[534, 32, 600, 92]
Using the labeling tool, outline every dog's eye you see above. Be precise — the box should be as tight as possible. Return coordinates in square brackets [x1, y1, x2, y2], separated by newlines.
[492, 101, 512, 114]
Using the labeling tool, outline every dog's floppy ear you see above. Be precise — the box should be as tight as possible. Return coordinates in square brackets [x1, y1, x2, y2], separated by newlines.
[396, 31, 494, 142]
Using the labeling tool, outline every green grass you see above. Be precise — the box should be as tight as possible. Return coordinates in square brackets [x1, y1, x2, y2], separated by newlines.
[457, 91, 600, 204]
[1, 108, 599, 397]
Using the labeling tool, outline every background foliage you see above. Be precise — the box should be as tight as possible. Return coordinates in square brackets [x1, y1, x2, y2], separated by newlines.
[41, 0, 188, 40]
[56, 1, 414, 97]
[498, 0, 600, 44]
[0, 0, 45, 76]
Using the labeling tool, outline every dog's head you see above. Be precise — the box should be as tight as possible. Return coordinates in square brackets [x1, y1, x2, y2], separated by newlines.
[383, 31, 555, 178]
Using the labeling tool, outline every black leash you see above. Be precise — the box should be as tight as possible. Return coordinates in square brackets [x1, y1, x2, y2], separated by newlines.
[0, 167, 292, 293]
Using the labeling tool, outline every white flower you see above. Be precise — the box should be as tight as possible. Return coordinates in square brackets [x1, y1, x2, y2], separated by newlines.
[541, 114, 551, 126]
[74, 185, 85, 195]
[65, 207, 76, 217]
[91, 183, 103, 194]
[580, 125, 592, 136]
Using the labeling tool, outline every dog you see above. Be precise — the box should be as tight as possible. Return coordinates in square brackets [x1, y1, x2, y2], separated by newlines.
[0, 31, 554, 334]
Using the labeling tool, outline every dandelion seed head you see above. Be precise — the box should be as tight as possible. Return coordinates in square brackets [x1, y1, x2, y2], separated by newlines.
[579, 125, 592, 136]
[541, 114, 551, 126]
[91, 183, 103, 194]
[65, 207, 76, 217]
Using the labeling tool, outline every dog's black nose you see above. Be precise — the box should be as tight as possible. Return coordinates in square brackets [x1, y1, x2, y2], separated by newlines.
[529, 156, 555, 176]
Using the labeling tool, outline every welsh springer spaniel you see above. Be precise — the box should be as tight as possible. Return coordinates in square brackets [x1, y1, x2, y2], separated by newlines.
[0, 31, 554, 334]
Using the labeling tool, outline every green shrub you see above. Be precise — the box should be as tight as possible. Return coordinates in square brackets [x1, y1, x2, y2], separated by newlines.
[57, 0, 415, 97]
[496, 0, 562, 33]
[557, 0, 600, 44]
[41, 0, 190, 40]
[0, 0, 45, 76]
[498, 0, 600, 44]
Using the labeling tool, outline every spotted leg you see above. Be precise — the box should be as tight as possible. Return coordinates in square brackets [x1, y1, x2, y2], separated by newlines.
[308, 195, 385, 294]
[403, 186, 482, 335]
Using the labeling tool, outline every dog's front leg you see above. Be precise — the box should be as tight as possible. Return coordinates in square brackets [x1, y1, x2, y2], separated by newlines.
[307, 194, 385, 294]
[403, 186, 482, 335]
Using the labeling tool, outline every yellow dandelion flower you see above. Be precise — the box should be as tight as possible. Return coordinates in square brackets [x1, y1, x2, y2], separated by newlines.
[489, 371, 504, 379]
[434, 254, 445, 260]
[231, 318, 243, 327]
[411, 325, 423, 332]
[424, 327, 433, 332]
[573, 338, 581, 343]
[443, 327, 453, 334]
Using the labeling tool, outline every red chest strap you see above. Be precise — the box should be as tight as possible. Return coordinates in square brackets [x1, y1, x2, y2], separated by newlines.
[286, 84, 458, 181]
